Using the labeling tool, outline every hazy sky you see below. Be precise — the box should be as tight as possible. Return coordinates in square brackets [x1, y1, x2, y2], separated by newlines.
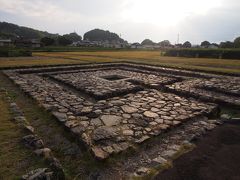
[0, 0, 240, 44]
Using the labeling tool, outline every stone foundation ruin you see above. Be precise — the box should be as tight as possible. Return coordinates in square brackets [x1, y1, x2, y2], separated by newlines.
[4, 63, 240, 160]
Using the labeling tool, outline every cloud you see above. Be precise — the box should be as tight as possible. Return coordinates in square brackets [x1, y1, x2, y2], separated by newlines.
[0, 0, 87, 23]
[178, 0, 240, 43]
[0, 0, 126, 36]
[0, 0, 239, 43]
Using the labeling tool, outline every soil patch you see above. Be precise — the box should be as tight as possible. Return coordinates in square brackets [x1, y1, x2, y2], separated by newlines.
[155, 120, 240, 180]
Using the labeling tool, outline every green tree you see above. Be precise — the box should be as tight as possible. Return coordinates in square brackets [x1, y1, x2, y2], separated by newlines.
[141, 39, 155, 45]
[182, 41, 192, 48]
[219, 41, 234, 48]
[201, 41, 211, 47]
[233, 37, 240, 48]
[41, 37, 55, 46]
[159, 40, 171, 47]
[63, 32, 82, 42]
[83, 29, 124, 42]
[57, 36, 72, 46]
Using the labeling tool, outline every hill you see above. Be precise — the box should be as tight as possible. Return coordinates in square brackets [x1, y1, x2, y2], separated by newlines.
[0, 21, 58, 39]
[141, 39, 155, 45]
[83, 29, 127, 43]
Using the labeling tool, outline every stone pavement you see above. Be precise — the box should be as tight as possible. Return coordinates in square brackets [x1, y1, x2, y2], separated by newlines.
[3, 63, 240, 160]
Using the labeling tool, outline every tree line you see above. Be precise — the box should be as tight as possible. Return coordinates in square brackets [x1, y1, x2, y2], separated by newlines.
[40, 32, 82, 46]
[174, 37, 240, 48]
[140, 37, 240, 49]
[181, 38, 240, 48]
[41, 29, 126, 46]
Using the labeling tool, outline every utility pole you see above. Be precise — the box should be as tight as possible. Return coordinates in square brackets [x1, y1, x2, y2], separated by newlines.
[177, 33, 180, 44]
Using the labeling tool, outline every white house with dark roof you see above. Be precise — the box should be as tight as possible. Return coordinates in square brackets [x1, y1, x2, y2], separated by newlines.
[0, 39, 13, 47]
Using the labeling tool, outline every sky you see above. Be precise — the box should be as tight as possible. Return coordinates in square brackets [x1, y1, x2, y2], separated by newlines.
[0, 0, 240, 44]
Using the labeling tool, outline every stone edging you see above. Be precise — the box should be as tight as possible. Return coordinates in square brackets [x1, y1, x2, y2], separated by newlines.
[131, 116, 224, 178]
[1, 89, 65, 180]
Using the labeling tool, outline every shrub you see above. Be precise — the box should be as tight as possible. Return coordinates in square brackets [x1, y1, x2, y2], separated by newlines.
[0, 48, 32, 57]
[164, 48, 240, 60]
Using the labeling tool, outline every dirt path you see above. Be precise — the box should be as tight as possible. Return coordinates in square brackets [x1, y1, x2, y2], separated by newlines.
[155, 120, 240, 180]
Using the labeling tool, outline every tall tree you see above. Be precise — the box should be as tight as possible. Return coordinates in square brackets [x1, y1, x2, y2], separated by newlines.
[201, 41, 211, 47]
[57, 36, 72, 46]
[41, 37, 55, 46]
[159, 40, 171, 47]
[63, 32, 82, 42]
[219, 41, 234, 48]
[182, 41, 192, 48]
[233, 37, 240, 48]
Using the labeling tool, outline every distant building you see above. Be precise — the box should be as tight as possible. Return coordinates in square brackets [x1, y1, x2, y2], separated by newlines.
[142, 44, 161, 49]
[72, 40, 128, 48]
[192, 45, 201, 48]
[72, 40, 100, 47]
[131, 43, 161, 49]
[174, 44, 183, 48]
[207, 44, 219, 49]
[0, 39, 13, 47]
[200, 43, 219, 49]
[131, 43, 142, 49]
[15, 39, 41, 48]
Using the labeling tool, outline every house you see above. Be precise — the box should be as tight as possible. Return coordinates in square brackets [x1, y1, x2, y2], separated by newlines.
[15, 39, 41, 48]
[0, 39, 13, 47]
[131, 43, 142, 49]
[118, 42, 129, 48]
[31, 39, 41, 48]
[72, 40, 128, 48]
[101, 40, 127, 48]
[73, 40, 99, 47]
[207, 44, 219, 49]
[142, 44, 161, 49]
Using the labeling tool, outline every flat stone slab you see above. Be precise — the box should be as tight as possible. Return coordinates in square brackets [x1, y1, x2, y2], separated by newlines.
[93, 126, 119, 141]
[121, 105, 138, 113]
[100, 115, 122, 126]
[144, 111, 159, 118]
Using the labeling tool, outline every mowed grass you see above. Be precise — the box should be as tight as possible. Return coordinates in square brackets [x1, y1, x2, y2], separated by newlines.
[34, 51, 240, 74]
[0, 92, 47, 179]
[34, 51, 161, 60]
[0, 50, 239, 74]
[0, 56, 87, 68]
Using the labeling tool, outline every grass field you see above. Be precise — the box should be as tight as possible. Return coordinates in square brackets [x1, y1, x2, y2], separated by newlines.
[34, 51, 240, 75]
[10, 51, 240, 74]
[0, 51, 239, 74]
[0, 56, 88, 68]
